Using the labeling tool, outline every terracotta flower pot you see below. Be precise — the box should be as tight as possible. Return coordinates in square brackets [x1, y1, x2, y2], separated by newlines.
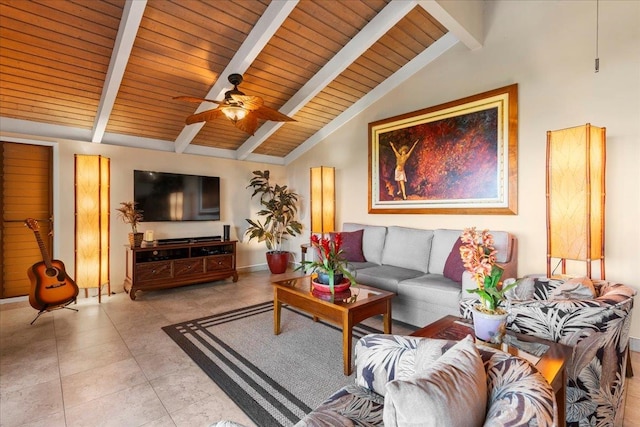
[266, 251, 290, 274]
[311, 278, 351, 293]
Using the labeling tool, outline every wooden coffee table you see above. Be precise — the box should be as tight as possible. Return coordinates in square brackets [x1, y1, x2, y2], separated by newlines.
[272, 276, 394, 375]
[412, 315, 571, 427]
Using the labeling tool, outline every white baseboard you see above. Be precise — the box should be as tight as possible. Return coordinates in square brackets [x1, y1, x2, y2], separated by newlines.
[0, 295, 28, 304]
[236, 264, 269, 273]
[630, 337, 640, 352]
[236, 262, 301, 273]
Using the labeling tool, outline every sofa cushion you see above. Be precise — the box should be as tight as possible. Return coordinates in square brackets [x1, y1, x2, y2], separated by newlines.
[549, 276, 596, 300]
[381, 226, 433, 273]
[343, 223, 387, 265]
[349, 261, 380, 270]
[355, 265, 423, 294]
[332, 229, 366, 262]
[412, 338, 450, 374]
[295, 384, 385, 426]
[431, 229, 512, 274]
[489, 231, 512, 263]
[428, 229, 462, 275]
[397, 275, 462, 309]
[383, 336, 486, 427]
[443, 237, 465, 283]
[347, 261, 379, 270]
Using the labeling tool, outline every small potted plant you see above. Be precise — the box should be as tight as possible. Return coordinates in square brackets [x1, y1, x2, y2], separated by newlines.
[116, 201, 144, 248]
[245, 170, 303, 273]
[460, 227, 517, 342]
[297, 233, 356, 293]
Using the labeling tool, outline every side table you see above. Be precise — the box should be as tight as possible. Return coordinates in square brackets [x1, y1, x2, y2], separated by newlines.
[411, 315, 572, 427]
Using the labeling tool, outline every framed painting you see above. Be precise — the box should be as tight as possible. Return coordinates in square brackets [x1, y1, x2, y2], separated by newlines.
[368, 84, 518, 214]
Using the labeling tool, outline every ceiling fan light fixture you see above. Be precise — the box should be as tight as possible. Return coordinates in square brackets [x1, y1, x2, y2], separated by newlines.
[178, 73, 294, 133]
[222, 106, 247, 123]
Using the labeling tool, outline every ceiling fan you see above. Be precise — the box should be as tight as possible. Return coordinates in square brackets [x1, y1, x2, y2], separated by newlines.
[174, 73, 295, 135]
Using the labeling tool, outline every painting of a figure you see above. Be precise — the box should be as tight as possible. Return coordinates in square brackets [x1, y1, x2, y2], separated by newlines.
[379, 108, 499, 202]
[369, 84, 518, 214]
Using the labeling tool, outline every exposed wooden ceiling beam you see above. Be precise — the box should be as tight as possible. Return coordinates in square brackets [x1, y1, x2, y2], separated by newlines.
[0, 118, 92, 142]
[173, 0, 299, 154]
[91, 0, 147, 143]
[284, 32, 460, 164]
[281, 0, 483, 164]
[236, 0, 419, 160]
[419, 0, 484, 50]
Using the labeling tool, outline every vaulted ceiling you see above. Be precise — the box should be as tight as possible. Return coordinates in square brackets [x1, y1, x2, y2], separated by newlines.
[0, 0, 483, 164]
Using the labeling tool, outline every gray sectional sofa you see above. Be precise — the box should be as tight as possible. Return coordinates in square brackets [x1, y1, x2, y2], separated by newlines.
[341, 223, 518, 327]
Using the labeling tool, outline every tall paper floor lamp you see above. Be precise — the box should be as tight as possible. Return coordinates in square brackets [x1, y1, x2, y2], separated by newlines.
[546, 124, 606, 279]
[310, 166, 335, 236]
[302, 166, 335, 264]
[74, 154, 110, 302]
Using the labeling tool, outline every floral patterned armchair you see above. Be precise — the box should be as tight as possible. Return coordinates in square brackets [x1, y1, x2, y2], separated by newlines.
[460, 278, 636, 427]
[295, 334, 556, 426]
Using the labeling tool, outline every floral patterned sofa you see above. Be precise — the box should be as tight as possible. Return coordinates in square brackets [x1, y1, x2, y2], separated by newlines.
[213, 334, 556, 427]
[294, 334, 556, 426]
[460, 278, 636, 427]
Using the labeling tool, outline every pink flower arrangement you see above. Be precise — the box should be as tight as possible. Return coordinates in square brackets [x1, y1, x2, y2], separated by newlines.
[460, 228, 498, 284]
[460, 227, 516, 313]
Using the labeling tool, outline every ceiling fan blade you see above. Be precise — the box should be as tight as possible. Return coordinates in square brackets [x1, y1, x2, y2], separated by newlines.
[174, 95, 223, 104]
[178, 74, 293, 130]
[252, 105, 296, 122]
[185, 108, 224, 125]
[234, 113, 259, 135]
[230, 94, 263, 111]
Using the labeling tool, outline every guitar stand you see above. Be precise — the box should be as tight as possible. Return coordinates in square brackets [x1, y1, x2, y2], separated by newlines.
[30, 299, 78, 325]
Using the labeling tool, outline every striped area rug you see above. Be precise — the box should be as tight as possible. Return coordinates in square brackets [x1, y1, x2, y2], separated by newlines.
[162, 301, 381, 427]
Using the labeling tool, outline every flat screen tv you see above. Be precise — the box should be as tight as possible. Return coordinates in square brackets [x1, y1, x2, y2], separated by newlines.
[134, 170, 220, 221]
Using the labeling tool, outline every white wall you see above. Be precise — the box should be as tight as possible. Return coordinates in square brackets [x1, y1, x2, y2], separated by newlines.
[46, 140, 287, 293]
[289, 0, 640, 338]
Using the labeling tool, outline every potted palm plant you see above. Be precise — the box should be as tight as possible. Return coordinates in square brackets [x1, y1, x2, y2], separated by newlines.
[116, 201, 144, 248]
[245, 170, 303, 274]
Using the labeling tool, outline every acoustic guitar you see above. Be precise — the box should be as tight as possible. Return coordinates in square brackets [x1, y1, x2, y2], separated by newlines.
[24, 218, 79, 311]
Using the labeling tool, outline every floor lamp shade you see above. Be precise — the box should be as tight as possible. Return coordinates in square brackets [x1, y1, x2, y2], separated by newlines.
[546, 124, 606, 279]
[310, 166, 335, 234]
[74, 154, 110, 302]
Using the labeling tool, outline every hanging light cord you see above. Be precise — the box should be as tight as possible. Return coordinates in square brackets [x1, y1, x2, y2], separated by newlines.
[595, 0, 600, 73]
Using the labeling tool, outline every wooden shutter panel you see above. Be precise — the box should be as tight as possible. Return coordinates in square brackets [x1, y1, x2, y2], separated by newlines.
[1, 142, 53, 298]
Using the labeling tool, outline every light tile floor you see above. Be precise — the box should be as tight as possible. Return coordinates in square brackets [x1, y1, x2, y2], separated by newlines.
[0, 270, 638, 426]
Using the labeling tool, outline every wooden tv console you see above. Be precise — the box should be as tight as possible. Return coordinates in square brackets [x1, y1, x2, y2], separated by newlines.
[124, 238, 238, 300]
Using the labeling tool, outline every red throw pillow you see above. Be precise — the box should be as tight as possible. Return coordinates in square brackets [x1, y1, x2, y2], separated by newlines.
[332, 229, 366, 262]
[443, 237, 465, 283]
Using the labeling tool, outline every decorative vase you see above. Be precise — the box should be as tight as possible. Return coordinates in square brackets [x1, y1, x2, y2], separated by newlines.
[266, 251, 290, 274]
[471, 306, 508, 343]
[311, 278, 351, 293]
[311, 288, 352, 302]
[316, 271, 344, 286]
[128, 232, 144, 248]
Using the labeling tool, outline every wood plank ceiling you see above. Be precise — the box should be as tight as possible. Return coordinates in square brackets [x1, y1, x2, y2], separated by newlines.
[0, 0, 481, 164]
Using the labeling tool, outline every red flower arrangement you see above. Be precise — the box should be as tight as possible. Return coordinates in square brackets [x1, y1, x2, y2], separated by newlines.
[297, 233, 356, 293]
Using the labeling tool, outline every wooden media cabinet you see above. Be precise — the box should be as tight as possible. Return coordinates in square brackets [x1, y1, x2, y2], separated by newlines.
[124, 238, 238, 300]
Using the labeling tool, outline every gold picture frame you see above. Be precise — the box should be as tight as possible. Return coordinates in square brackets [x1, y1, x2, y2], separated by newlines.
[368, 84, 518, 214]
